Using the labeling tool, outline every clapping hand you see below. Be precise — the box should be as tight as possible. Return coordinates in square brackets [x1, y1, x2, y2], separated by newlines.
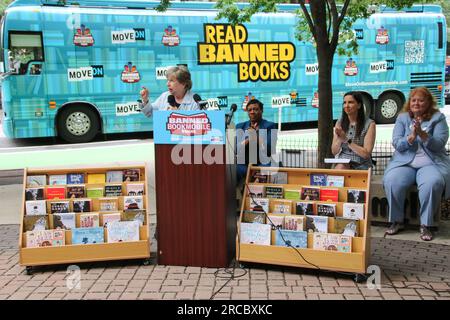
[335, 126, 347, 143]
[140, 86, 149, 104]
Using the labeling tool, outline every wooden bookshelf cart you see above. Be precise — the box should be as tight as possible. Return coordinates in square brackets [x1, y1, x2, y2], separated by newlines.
[19, 164, 151, 274]
[237, 165, 371, 282]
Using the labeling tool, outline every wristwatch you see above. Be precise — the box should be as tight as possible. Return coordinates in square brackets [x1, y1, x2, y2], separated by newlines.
[347, 138, 352, 145]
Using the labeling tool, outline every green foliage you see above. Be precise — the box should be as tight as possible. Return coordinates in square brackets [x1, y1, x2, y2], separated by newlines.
[1, 0, 14, 16]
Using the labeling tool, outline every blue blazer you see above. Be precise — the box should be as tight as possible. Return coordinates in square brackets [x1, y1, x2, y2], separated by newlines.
[384, 111, 450, 198]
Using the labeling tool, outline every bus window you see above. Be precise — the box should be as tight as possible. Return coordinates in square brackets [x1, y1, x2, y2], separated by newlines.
[8, 32, 43, 75]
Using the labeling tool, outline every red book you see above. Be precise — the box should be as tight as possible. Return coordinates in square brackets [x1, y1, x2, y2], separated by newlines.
[46, 186, 66, 200]
[319, 188, 339, 202]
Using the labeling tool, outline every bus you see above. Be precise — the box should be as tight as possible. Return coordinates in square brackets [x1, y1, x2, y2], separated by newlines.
[0, 0, 447, 143]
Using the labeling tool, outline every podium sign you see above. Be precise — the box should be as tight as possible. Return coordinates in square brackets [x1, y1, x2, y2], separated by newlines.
[154, 110, 236, 268]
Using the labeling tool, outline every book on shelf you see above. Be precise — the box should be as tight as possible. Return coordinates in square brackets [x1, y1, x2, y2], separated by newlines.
[267, 171, 288, 184]
[66, 185, 85, 199]
[250, 171, 269, 183]
[347, 189, 366, 204]
[72, 199, 92, 213]
[26, 229, 65, 248]
[126, 183, 145, 196]
[343, 203, 365, 220]
[301, 187, 320, 201]
[106, 220, 140, 243]
[106, 170, 124, 183]
[72, 227, 104, 245]
[26, 175, 46, 187]
[102, 212, 122, 227]
[305, 215, 328, 233]
[46, 186, 66, 200]
[249, 197, 269, 213]
[272, 199, 292, 214]
[123, 169, 140, 182]
[242, 210, 266, 224]
[264, 185, 284, 199]
[48, 174, 67, 185]
[50, 200, 70, 214]
[246, 184, 265, 198]
[295, 201, 315, 215]
[326, 175, 345, 187]
[334, 217, 360, 237]
[87, 173, 106, 184]
[122, 209, 146, 226]
[313, 233, 352, 252]
[316, 203, 336, 217]
[99, 197, 119, 212]
[104, 184, 122, 197]
[79, 212, 100, 228]
[123, 195, 144, 210]
[86, 187, 104, 198]
[23, 215, 48, 232]
[310, 173, 327, 186]
[284, 215, 305, 231]
[240, 222, 271, 245]
[284, 189, 301, 201]
[25, 187, 45, 201]
[266, 214, 285, 230]
[25, 200, 47, 215]
[319, 188, 339, 202]
[275, 230, 308, 248]
[52, 212, 76, 230]
[66, 173, 85, 185]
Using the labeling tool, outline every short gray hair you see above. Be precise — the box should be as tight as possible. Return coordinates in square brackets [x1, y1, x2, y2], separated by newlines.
[167, 65, 192, 91]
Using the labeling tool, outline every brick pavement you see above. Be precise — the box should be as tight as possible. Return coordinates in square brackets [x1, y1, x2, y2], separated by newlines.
[1, 224, 449, 300]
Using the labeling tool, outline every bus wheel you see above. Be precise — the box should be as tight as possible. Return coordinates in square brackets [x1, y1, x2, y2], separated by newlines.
[57, 105, 100, 143]
[375, 93, 403, 124]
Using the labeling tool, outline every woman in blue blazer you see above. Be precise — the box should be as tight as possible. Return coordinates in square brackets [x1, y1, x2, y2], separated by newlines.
[383, 87, 450, 241]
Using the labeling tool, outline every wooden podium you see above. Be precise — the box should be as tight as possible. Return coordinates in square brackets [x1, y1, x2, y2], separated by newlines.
[154, 110, 236, 267]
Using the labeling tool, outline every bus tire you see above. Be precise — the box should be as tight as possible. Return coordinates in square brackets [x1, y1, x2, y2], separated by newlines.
[57, 105, 100, 143]
[375, 93, 403, 124]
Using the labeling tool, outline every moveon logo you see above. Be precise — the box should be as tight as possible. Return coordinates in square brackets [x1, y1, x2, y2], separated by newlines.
[197, 24, 296, 82]
[166, 113, 212, 136]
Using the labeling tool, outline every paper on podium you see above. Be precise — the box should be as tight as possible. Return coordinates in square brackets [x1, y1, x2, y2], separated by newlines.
[324, 158, 351, 164]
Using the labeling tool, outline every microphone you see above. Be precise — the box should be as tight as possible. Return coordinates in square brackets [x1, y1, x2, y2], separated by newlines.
[167, 95, 176, 107]
[193, 94, 209, 110]
[226, 104, 237, 126]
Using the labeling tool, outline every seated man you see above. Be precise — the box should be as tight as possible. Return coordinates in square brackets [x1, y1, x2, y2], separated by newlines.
[235, 99, 278, 184]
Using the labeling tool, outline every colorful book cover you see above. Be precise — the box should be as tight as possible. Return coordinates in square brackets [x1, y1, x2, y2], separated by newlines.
[246, 184, 265, 198]
[26, 229, 65, 248]
[72, 227, 104, 245]
[334, 217, 360, 237]
[25, 200, 47, 215]
[305, 215, 328, 233]
[310, 173, 327, 186]
[301, 187, 320, 201]
[86, 187, 104, 198]
[272, 200, 292, 214]
[343, 203, 365, 220]
[52, 212, 76, 230]
[249, 197, 269, 213]
[99, 197, 119, 212]
[266, 214, 285, 230]
[264, 186, 284, 199]
[66, 173, 85, 185]
[347, 189, 366, 204]
[316, 233, 352, 252]
[46, 186, 66, 200]
[106, 220, 140, 243]
[275, 230, 308, 248]
[123, 169, 140, 182]
[102, 212, 122, 227]
[326, 175, 345, 187]
[240, 222, 271, 245]
[66, 185, 85, 199]
[87, 173, 106, 184]
[316, 203, 336, 217]
[242, 210, 265, 224]
[319, 188, 339, 202]
[312, 232, 327, 250]
[104, 184, 123, 197]
[79, 213, 100, 228]
[23, 215, 48, 232]
[26, 175, 46, 187]
[284, 215, 305, 231]
[73, 199, 92, 213]
[295, 201, 315, 215]
[25, 187, 45, 201]
[48, 174, 67, 185]
[126, 183, 145, 196]
[250, 171, 268, 183]
[50, 200, 70, 214]
[123, 195, 144, 210]
[106, 170, 123, 183]
[122, 210, 146, 226]
[284, 189, 301, 201]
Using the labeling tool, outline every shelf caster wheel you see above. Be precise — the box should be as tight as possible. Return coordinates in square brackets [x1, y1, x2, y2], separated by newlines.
[142, 258, 151, 266]
[25, 266, 33, 275]
[354, 273, 366, 283]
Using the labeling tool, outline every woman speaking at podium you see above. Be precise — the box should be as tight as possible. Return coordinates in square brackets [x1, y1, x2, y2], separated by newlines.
[139, 65, 200, 116]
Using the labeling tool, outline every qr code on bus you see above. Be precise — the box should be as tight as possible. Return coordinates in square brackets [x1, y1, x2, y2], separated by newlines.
[404, 40, 424, 64]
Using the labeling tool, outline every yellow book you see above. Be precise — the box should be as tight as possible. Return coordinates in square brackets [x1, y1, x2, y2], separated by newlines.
[87, 173, 106, 184]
